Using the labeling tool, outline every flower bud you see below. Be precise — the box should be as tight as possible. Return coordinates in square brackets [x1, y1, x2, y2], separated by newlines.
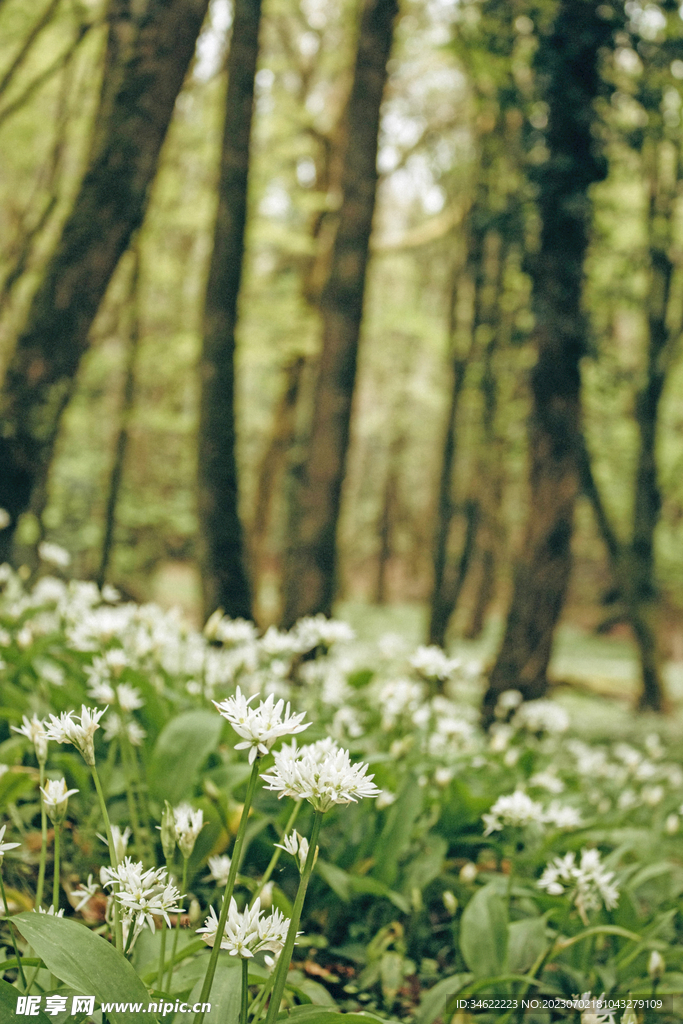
[442, 890, 458, 915]
[160, 801, 177, 860]
[459, 862, 477, 884]
[41, 778, 78, 824]
[648, 949, 665, 982]
[189, 898, 202, 924]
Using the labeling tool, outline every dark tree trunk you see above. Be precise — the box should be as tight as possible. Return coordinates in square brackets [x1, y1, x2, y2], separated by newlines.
[280, 0, 398, 627]
[0, 0, 210, 564]
[197, 0, 263, 622]
[97, 246, 141, 589]
[250, 356, 305, 620]
[482, 0, 614, 722]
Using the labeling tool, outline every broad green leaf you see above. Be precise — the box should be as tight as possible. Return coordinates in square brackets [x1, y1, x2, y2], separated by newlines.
[276, 1010, 385, 1024]
[174, 958, 241, 1023]
[459, 883, 508, 977]
[415, 973, 472, 1024]
[316, 859, 351, 901]
[0, 768, 37, 811]
[506, 917, 546, 974]
[148, 709, 223, 804]
[14, 913, 151, 1024]
[0, 977, 51, 1023]
[401, 834, 447, 896]
[380, 951, 403, 1003]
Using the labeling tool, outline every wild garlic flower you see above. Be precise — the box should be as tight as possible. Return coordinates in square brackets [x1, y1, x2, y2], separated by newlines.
[261, 741, 381, 811]
[543, 801, 583, 830]
[197, 897, 290, 958]
[512, 699, 570, 735]
[116, 683, 144, 712]
[35, 905, 64, 917]
[538, 849, 619, 923]
[173, 803, 204, 858]
[482, 791, 545, 835]
[205, 854, 231, 887]
[12, 714, 48, 764]
[0, 823, 20, 864]
[38, 541, 71, 568]
[97, 825, 132, 862]
[409, 645, 460, 681]
[102, 712, 146, 746]
[71, 874, 99, 911]
[213, 687, 310, 763]
[45, 705, 107, 766]
[40, 778, 79, 823]
[275, 829, 315, 873]
[102, 857, 184, 947]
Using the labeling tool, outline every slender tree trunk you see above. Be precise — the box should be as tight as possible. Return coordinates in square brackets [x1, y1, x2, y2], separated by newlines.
[280, 0, 398, 627]
[97, 245, 141, 588]
[0, 0, 210, 563]
[482, 0, 614, 722]
[197, 0, 263, 622]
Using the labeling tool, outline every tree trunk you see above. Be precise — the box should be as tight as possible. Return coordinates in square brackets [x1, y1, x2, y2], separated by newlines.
[250, 356, 305, 620]
[97, 245, 141, 588]
[197, 0, 264, 622]
[0, 0, 210, 564]
[280, 0, 398, 627]
[482, 0, 613, 722]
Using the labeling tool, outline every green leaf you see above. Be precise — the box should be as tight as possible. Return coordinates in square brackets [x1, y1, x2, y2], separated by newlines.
[372, 781, 423, 887]
[506, 917, 546, 974]
[316, 859, 351, 901]
[415, 974, 473, 1024]
[459, 883, 508, 977]
[380, 951, 403, 1003]
[0, 977, 51, 1023]
[174, 959, 241, 1023]
[276, 1010, 385, 1024]
[148, 710, 223, 804]
[14, 913, 151, 1024]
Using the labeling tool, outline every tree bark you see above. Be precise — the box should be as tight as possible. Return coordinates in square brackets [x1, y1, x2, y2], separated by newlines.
[0, 0, 210, 563]
[482, 0, 614, 721]
[280, 0, 398, 627]
[97, 245, 141, 588]
[197, 0, 263, 622]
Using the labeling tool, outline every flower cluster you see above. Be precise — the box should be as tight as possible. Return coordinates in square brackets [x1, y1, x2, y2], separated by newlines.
[101, 857, 184, 949]
[197, 897, 290, 958]
[213, 688, 310, 763]
[482, 790, 582, 835]
[262, 740, 381, 811]
[40, 778, 78, 823]
[45, 705, 107, 766]
[538, 848, 619, 923]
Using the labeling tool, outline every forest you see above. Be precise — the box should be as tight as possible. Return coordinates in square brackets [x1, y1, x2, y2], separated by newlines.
[1, 0, 683, 1021]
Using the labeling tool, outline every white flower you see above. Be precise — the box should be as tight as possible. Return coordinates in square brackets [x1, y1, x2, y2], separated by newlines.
[261, 741, 381, 812]
[0, 823, 20, 864]
[102, 713, 146, 746]
[213, 687, 310, 763]
[12, 714, 48, 763]
[197, 897, 290, 958]
[45, 705, 107, 766]
[34, 905, 64, 917]
[482, 791, 545, 835]
[40, 778, 79, 823]
[205, 854, 231, 887]
[102, 857, 184, 948]
[495, 689, 523, 715]
[97, 825, 132, 862]
[409, 645, 460, 681]
[543, 801, 583, 830]
[538, 849, 619, 923]
[116, 683, 144, 712]
[173, 804, 204, 858]
[0, 508, 11, 530]
[275, 830, 314, 873]
[38, 541, 71, 568]
[71, 874, 99, 911]
[512, 699, 569, 734]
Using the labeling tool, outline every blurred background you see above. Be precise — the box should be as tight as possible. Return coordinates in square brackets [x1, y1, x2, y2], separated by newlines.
[0, 0, 682, 712]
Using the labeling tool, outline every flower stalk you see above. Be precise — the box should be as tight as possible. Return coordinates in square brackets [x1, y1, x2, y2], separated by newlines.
[36, 764, 47, 909]
[264, 808, 324, 1024]
[52, 824, 60, 914]
[241, 957, 249, 1024]
[251, 800, 301, 906]
[0, 870, 27, 990]
[91, 765, 123, 951]
[194, 760, 260, 1024]
[165, 856, 188, 991]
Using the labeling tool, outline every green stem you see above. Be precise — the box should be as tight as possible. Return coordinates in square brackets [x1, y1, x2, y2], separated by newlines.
[194, 760, 260, 1024]
[119, 731, 143, 858]
[241, 956, 249, 1024]
[251, 801, 301, 907]
[35, 764, 47, 909]
[264, 809, 324, 1024]
[129, 741, 153, 861]
[249, 970, 274, 1022]
[0, 870, 27, 990]
[157, 922, 168, 992]
[52, 825, 60, 914]
[166, 857, 188, 992]
[91, 765, 123, 952]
